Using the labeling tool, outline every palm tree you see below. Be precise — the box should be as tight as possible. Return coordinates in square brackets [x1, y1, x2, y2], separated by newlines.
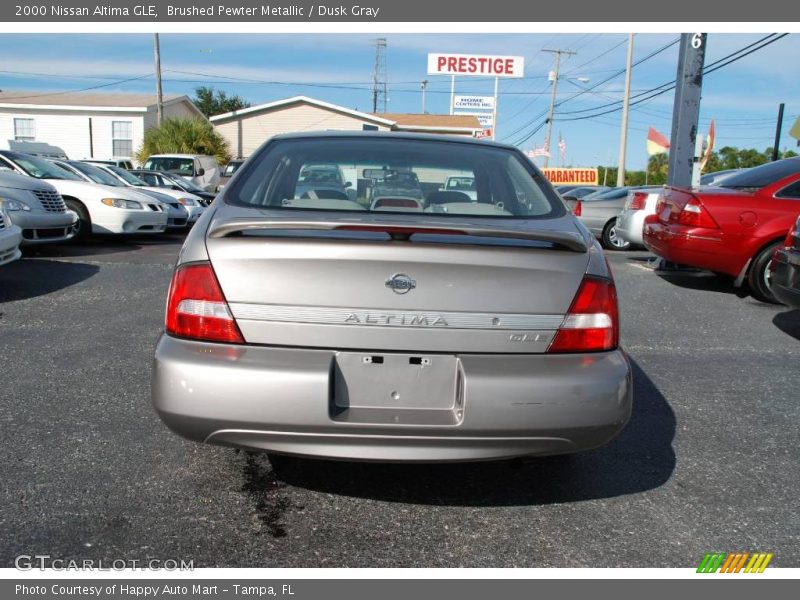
[137, 118, 231, 165]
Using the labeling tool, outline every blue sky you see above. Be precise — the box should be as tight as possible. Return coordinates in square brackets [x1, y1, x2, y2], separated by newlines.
[0, 33, 797, 169]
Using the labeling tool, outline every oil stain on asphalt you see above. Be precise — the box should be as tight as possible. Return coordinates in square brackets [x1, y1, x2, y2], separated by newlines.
[241, 452, 303, 538]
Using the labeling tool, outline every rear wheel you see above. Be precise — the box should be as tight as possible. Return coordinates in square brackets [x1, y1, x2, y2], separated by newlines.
[64, 198, 91, 241]
[747, 241, 782, 304]
[601, 218, 631, 251]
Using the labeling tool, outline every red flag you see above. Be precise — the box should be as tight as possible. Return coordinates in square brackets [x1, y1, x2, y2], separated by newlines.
[646, 127, 670, 156]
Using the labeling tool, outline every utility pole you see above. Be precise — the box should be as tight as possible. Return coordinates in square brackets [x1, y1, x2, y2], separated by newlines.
[667, 33, 707, 188]
[153, 33, 163, 127]
[772, 103, 785, 161]
[420, 80, 428, 113]
[371, 38, 388, 113]
[542, 48, 576, 168]
[616, 33, 635, 187]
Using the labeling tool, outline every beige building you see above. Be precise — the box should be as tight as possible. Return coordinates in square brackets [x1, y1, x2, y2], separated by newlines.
[210, 96, 482, 158]
[0, 90, 204, 160]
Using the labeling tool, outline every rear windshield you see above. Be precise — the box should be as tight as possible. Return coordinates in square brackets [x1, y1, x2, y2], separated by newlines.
[226, 138, 563, 219]
[144, 157, 195, 175]
[719, 159, 800, 190]
[224, 161, 243, 176]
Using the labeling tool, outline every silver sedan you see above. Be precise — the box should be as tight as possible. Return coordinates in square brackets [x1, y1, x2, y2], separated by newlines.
[152, 132, 632, 463]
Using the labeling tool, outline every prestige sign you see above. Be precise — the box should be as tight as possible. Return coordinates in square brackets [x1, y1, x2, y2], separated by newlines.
[541, 168, 599, 185]
[428, 54, 525, 78]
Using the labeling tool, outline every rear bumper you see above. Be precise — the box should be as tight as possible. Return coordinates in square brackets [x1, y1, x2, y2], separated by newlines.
[616, 209, 645, 245]
[642, 221, 741, 276]
[771, 247, 800, 309]
[152, 335, 632, 462]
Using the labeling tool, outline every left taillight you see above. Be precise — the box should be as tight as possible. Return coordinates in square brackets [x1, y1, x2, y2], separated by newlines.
[572, 200, 582, 216]
[628, 192, 648, 211]
[677, 197, 719, 229]
[165, 262, 244, 344]
[548, 276, 619, 353]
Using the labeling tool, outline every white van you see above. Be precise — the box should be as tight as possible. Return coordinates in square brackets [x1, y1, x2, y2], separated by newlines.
[142, 154, 220, 192]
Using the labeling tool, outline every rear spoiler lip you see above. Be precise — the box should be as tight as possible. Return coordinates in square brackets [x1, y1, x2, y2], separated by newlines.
[207, 218, 588, 252]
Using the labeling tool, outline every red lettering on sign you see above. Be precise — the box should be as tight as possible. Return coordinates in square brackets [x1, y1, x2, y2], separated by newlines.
[437, 57, 446, 71]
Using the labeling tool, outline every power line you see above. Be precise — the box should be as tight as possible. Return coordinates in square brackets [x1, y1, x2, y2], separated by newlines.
[504, 36, 680, 145]
[556, 33, 785, 117]
[0, 74, 153, 100]
[553, 34, 790, 123]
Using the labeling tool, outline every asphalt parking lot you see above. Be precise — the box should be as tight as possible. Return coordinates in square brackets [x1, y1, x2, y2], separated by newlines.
[1, 236, 798, 568]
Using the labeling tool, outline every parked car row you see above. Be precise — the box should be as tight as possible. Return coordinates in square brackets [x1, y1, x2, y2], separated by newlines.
[0, 151, 218, 265]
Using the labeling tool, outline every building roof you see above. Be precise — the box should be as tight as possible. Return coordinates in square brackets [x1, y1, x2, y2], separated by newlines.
[209, 95, 395, 126]
[374, 112, 482, 132]
[210, 95, 482, 134]
[0, 90, 202, 116]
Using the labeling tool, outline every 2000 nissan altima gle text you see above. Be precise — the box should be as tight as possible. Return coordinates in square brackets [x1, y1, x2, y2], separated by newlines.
[151, 132, 632, 463]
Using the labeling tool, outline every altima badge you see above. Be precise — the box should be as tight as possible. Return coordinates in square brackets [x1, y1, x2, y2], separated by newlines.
[385, 273, 417, 294]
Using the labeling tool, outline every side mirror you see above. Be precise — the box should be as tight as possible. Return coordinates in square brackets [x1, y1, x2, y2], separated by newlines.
[196, 168, 205, 177]
[171, 185, 182, 190]
[345, 181, 353, 188]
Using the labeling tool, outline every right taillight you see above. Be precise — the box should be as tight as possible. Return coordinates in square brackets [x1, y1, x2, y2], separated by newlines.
[677, 197, 719, 228]
[165, 262, 244, 344]
[572, 200, 582, 216]
[548, 276, 619, 353]
[629, 192, 647, 210]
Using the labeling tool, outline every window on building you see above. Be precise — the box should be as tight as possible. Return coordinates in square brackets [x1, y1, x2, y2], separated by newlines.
[14, 118, 35, 141]
[111, 121, 133, 157]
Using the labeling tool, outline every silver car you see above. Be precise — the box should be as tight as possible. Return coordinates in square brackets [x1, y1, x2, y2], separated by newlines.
[615, 187, 664, 246]
[563, 187, 640, 251]
[0, 170, 77, 244]
[152, 132, 632, 463]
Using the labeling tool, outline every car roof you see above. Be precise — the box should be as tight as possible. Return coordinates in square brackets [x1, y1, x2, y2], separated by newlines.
[268, 130, 520, 151]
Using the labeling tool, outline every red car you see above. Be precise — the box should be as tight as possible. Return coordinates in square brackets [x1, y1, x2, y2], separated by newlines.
[643, 158, 800, 303]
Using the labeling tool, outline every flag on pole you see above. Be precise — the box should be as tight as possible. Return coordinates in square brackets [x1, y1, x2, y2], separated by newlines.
[700, 120, 715, 172]
[527, 146, 550, 158]
[558, 133, 567, 164]
[646, 126, 670, 156]
[789, 116, 800, 146]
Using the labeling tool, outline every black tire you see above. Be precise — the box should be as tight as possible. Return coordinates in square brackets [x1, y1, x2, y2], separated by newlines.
[601, 218, 631, 251]
[747, 241, 782, 304]
[63, 198, 91, 241]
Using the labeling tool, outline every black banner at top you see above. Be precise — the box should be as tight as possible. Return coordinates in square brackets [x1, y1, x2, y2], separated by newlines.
[2, 0, 800, 22]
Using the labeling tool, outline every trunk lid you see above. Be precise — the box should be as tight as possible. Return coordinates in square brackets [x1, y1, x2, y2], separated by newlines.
[204, 205, 591, 353]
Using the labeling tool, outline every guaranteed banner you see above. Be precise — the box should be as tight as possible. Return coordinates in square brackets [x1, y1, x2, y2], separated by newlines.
[541, 168, 600, 185]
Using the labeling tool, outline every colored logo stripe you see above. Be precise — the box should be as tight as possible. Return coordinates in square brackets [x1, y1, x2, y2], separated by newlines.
[697, 553, 727, 573]
[697, 552, 773, 573]
[744, 553, 773, 573]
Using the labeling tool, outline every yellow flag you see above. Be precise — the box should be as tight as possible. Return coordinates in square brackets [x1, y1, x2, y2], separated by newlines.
[790, 116, 800, 141]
